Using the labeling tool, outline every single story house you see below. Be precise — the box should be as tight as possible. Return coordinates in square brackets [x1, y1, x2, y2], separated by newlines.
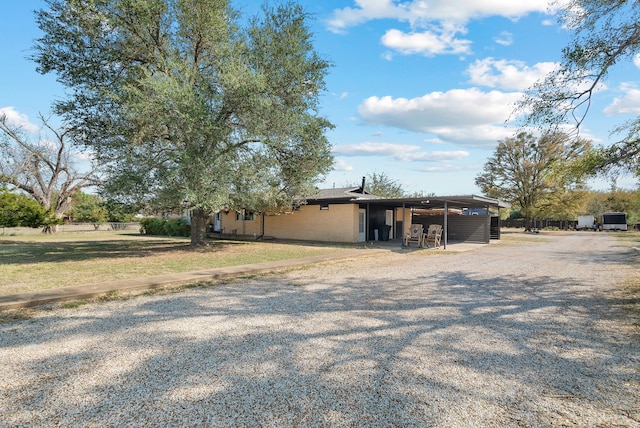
[209, 186, 509, 249]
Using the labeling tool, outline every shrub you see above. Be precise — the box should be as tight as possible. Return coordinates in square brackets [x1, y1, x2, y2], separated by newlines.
[165, 219, 190, 237]
[0, 190, 47, 228]
[139, 218, 190, 237]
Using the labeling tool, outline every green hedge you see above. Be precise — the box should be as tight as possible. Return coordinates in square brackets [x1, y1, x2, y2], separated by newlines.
[139, 218, 190, 237]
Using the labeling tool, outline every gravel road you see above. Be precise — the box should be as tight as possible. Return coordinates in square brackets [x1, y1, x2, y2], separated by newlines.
[1, 232, 639, 427]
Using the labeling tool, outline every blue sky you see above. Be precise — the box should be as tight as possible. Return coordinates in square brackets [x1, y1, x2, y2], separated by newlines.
[1, 0, 637, 195]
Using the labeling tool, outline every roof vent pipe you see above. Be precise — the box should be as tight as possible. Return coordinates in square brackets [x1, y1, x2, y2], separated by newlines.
[361, 176, 366, 193]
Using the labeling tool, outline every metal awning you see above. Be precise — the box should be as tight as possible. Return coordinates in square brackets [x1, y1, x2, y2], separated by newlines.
[349, 195, 509, 249]
[349, 194, 510, 210]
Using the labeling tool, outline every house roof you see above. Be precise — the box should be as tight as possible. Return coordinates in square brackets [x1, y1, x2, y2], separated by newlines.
[306, 187, 384, 202]
[304, 188, 509, 210]
[360, 195, 510, 210]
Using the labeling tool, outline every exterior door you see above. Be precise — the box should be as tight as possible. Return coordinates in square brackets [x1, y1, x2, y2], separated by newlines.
[358, 209, 366, 242]
[385, 209, 394, 239]
[214, 213, 222, 232]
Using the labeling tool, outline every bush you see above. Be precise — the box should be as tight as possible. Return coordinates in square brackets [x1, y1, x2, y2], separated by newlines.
[164, 219, 190, 237]
[139, 218, 190, 237]
[139, 218, 163, 235]
[0, 190, 47, 228]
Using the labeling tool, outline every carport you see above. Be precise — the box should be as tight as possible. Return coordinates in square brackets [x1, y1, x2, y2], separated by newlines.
[358, 195, 510, 249]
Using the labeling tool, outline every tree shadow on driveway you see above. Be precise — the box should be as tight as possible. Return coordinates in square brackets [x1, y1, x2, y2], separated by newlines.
[2, 260, 639, 427]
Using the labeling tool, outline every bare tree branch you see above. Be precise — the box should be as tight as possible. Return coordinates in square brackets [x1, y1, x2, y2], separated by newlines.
[0, 113, 103, 219]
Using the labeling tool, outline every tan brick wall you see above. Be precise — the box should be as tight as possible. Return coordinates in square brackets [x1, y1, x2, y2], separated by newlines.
[218, 211, 261, 236]
[220, 204, 409, 242]
[264, 204, 359, 242]
[397, 207, 412, 238]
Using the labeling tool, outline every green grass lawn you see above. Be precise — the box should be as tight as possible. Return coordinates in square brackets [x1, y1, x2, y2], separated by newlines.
[0, 232, 355, 296]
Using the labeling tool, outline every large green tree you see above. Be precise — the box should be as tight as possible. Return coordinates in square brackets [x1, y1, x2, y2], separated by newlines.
[519, 0, 640, 176]
[33, 0, 334, 246]
[475, 132, 589, 230]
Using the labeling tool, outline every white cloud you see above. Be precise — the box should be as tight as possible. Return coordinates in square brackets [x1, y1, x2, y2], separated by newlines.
[603, 84, 640, 116]
[381, 51, 394, 61]
[466, 58, 557, 91]
[333, 142, 419, 156]
[357, 88, 523, 145]
[360, 88, 519, 129]
[327, 0, 560, 33]
[634, 53, 640, 69]
[327, 1, 567, 62]
[413, 164, 466, 173]
[381, 26, 471, 56]
[333, 158, 355, 171]
[428, 124, 516, 145]
[0, 106, 40, 133]
[401, 149, 469, 162]
[494, 31, 513, 46]
[333, 142, 469, 162]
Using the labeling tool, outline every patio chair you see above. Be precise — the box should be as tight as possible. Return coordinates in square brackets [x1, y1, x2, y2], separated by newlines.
[424, 224, 442, 249]
[404, 224, 424, 247]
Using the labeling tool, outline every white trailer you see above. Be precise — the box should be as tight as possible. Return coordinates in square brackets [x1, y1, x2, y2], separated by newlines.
[601, 212, 627, 231]
[576, 215, 595, 230]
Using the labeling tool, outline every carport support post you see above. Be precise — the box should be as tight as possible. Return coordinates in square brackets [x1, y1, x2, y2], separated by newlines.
[443, 201, 448, 250]
[366, 203, 370, 242]
[485, 204, 490, 241]
[401, 202, 406, 245]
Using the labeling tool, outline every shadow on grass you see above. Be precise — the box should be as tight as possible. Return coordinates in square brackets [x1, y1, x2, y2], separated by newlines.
[0, 237, 253, 265]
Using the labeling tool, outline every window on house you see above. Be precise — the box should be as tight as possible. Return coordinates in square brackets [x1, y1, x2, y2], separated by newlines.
[320, 203, 329, 210]
[236, 210, 256, 221]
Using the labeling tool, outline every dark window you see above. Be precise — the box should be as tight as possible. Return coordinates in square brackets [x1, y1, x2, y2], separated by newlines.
[236, 210, 256, 221]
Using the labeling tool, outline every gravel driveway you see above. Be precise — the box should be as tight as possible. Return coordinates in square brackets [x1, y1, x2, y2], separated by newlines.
[1, 232, 639, 427]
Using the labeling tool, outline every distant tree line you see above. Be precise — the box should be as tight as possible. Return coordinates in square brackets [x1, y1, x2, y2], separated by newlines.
[500, 188, 640, 227]
[0, 188, 139, 229]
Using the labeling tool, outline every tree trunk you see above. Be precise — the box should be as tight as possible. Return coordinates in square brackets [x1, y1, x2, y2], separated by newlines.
[41, 224, 59, 234]
[190, 208, 209, 246]
[524, 217, 533, 232]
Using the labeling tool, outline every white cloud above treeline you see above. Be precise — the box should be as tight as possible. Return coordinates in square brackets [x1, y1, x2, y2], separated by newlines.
[333, 142, 469, 162]
[327, 0, 559, 33]
[357, 88, 521, 145]
[327, 1, 566, 57]
[0, 106, 40, 133]
[466, 58, 557, 91]
[325, 1, 582, 149]
[381, 26, 471, 56]
[603, 84, 640, 116]
[332, 158, 355, 171]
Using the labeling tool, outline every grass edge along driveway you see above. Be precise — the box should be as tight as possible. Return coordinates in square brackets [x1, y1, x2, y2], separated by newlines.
[0, 232, 359, 296]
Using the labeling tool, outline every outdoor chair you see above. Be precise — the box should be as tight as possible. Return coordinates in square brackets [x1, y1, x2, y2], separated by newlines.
[424, 224, 442, 249]
[404, 224, 424, 247]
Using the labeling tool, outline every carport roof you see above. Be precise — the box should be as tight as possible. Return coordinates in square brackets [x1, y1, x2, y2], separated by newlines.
[348, 194, 510, 210]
